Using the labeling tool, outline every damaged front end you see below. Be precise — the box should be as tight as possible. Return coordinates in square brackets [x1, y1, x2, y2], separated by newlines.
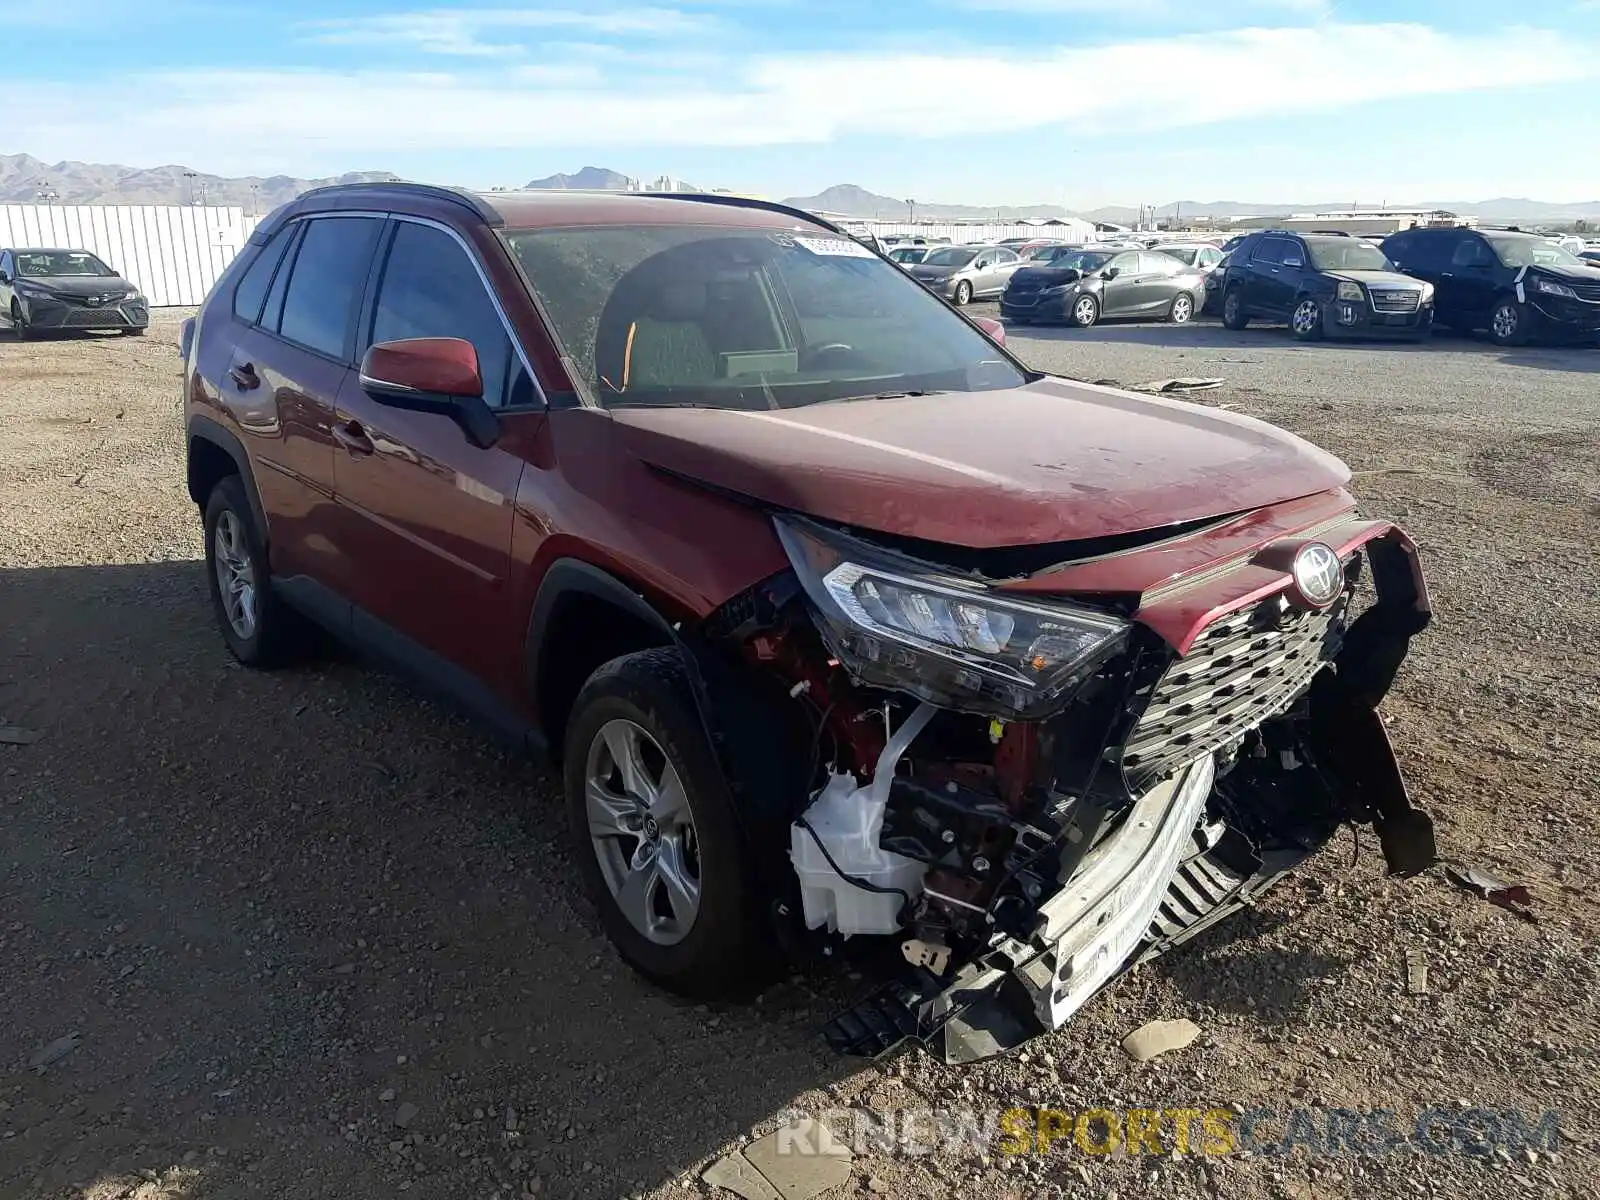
[711, 510, 1436, 1062]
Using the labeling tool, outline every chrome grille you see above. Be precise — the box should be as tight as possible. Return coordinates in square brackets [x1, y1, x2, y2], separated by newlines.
[1369, 289, 1421, 313]
[1122, 591, 1349, 789]
[1568, 283, 1600, 303]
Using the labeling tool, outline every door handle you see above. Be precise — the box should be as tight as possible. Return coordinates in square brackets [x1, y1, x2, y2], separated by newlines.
[228, 362, 260, 390]
[332, 419, 374, 456]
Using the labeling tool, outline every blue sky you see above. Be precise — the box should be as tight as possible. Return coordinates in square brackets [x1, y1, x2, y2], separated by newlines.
[5, 0, 1599, 206]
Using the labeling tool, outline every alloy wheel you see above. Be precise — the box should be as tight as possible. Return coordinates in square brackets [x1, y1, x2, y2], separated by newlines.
[1171, 295, 1193, 323]
[584, 718, 702, 946]
[1492, 304, 1518, 342]
[1073, 297, 1098, 326]
[212, 510, 259, 640]
[1292, 300, 1320, 336]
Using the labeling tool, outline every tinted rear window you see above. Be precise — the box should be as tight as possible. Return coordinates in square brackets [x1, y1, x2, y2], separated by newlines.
[232, 227, 292, 325]
[277, 217, 382, 359]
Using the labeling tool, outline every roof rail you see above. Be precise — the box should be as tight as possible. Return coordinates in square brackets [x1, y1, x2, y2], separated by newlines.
[629, 191, 848, 235]
[292, 181, 504, 226]
[1306, 229, 1352, 237]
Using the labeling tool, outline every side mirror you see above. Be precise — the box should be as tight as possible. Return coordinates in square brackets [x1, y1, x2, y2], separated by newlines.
[0, 270, 11, 284]
[1102, 266, 1119, 280]
[972, 315, 1006, 346]
[359, 337, 500, 450]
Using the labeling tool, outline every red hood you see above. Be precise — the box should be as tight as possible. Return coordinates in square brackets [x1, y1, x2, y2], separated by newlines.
[610, 377, 1350, 548]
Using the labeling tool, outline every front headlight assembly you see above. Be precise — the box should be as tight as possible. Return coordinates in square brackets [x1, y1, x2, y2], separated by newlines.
[1534, 277, 1577, 299]
[775, 515, 1130, 719]
[1336, 281, 1364, 302]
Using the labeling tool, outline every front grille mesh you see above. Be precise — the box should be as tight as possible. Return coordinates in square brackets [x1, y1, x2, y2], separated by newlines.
[1122, 591, 1349, 789]
[65, 307, 128, 327]
[1370, 289, 1421, 313]
[1568, 283, 1600, 303]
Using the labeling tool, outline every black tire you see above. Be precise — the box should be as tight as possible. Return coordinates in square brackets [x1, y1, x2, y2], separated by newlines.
[1168, 292, 1196, 325]
[1488, 296, 1530, 347]
[121, 327, 146, 337]
[202, 475, 305, 667]
[1290, 296, 1324, 342]
[1222, 288, 1249, 330]
[10, 300, 29, 341]
[563, 649, 777, 998]
[1068, 293, 1100, 328]
[953, 280, 973, 306]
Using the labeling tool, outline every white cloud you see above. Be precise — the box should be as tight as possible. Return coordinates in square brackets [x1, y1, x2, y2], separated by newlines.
[13, 22, 1595, 170]
[300, 7, 715, 56]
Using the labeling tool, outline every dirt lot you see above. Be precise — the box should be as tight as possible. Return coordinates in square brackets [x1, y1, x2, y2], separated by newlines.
[2, 310, 1597, 1200]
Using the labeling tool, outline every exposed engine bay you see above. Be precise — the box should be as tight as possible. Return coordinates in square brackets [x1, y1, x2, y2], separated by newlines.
[699, 511, 1438, 1062]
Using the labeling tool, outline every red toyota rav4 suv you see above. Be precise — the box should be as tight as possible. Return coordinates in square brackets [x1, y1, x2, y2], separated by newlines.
[183, 184, 1437, 1059]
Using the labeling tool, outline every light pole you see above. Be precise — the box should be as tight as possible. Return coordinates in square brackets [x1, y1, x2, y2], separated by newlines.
[183, 171, 198, 204]
[249, 183, 260, 217]
[906, 198, 916, 224]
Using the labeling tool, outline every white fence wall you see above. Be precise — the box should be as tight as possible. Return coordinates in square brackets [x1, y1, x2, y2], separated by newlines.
[0, 205, 261, 308]
[843, 220, 1095, 246]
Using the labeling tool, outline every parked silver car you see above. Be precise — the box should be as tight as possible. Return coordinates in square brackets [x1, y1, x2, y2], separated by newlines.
[907, 245, 1025, 305]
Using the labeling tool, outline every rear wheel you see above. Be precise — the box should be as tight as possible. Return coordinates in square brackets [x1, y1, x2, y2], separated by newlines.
[1168, 293, 1195, 324]
[1069, 294, 1100, 328]
[1488, 297, 1530, 346]
[202, 476, 307, 667]
[1222, 288, 1249, 330]
[1290, 297, 1324, 341]
[563, 649, 773, 998]
[953, 280, 973, 306]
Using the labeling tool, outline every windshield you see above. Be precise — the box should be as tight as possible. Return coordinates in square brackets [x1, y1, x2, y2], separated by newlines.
[503, 224, 1026, 411]
[1029, 249, 1113, 271]
[15, 250, 114, 277]
[1485, 236, 1584, 269]
[1305, 238, 1393, 272]
[889, 247, 927, 263]
[920, 247, 977, 268]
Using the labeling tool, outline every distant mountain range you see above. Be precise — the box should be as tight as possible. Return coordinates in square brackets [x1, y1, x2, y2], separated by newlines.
[0, 152, 397, 210]
[4, 154, 1596, 225]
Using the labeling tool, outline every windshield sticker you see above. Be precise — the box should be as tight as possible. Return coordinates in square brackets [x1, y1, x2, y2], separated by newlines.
[794, 236, 876, 259]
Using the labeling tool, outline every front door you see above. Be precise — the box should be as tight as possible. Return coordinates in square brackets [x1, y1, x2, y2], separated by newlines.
[1439, 234, 1499, 329]
[1098, 252, 1144, 316]
[329, 217, 535, 694]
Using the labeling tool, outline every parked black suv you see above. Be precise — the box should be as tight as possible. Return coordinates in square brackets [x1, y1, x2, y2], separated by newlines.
[1381, 227, 1600, 346]
[1216, 231, 1433, 342]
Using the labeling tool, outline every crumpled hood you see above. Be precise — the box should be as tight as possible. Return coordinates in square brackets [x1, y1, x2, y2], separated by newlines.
[20, 274, 134, 299]
[610, 377, 1351, 549]
[1326, 269, 1423, 289]
[1007, 266, 1085, 289]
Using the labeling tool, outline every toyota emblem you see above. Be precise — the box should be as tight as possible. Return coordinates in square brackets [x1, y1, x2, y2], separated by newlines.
[1291, 542, 1344, 608]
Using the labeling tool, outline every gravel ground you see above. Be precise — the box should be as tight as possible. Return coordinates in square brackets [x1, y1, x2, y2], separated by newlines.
[2, 309, 1597, 1200]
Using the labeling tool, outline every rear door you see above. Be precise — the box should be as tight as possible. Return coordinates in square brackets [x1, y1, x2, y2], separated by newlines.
[328, 216, 537, 693]
[1134, 252, 1184, 314]
[210, 215, 384, 584]
[985, 248, 1021, 296]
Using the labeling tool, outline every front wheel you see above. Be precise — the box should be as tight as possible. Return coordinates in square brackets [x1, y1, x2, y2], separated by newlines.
[1290, 297, 1324, 341]
[1069, 294, 1100, 328]
[1222, 288, 1249, 330]
[1168, 293, 1195, 325]
[10, 301, 29, 341]
[1488, 297, 1530, 346]
[121, 327, 146, 337]
[563, 649, 769, 998]
[952, 280, 973, 306]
